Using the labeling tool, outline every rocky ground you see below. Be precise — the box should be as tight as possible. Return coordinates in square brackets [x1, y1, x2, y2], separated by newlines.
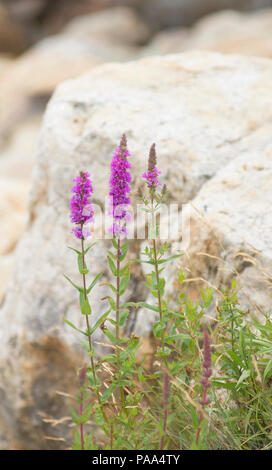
[1, 3, 272, 450]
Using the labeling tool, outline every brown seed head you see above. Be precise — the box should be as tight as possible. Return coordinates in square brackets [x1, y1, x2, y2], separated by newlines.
[148, 143, 157, 172]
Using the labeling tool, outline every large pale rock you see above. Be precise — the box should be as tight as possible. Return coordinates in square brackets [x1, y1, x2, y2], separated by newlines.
[1, 52, 272, 448]
[0, 116, 41, 296]
[185, 145, 272, 317]
[0, 178, 30, 257]
[0, 255, 14, 305]
[0, 117, 40, 181]
[143, 9, 272, 58]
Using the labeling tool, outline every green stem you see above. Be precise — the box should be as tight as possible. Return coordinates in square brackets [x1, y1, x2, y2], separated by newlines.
[115, 237, 126, 413]
[150, 194, 166, 358]
[116, 238, 121, 351]
[80, 236, 108, 424]
[153, 238, 163, 324]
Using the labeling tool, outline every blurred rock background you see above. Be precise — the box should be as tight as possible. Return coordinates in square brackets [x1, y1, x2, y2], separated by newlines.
[1, 0, 272, 450]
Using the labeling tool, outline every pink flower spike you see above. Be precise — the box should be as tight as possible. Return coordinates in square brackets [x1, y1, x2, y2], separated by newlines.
[70, 171, 94, 240]
[108, 134, 132, 238]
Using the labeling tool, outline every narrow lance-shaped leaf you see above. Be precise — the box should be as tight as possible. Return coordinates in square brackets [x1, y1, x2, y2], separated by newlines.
[78, 253, 88, 274]
[108, 256, 117, 276]
[119, 274, 130, 296]
[90, 309, 111, 335]
[120, 242, 129, 262]
[87, 272, 103, 294]
[63, 318, 88, 336]
[63, 274, 83, 293]
[77, 403, 93, 424]
[80, 296, 92, 315]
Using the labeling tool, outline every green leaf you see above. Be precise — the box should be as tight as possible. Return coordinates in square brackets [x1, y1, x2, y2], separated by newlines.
[108, 256, 117, 276]
[78, 403, 93, 424]
[165, 333, 190, 343]
[236, 369, 251, 388]
[119, 275, 130, 295]
[134, 259, 156, 266]
[157, 254, 182, 264]
[73, 429, 82, 450]
[245, 408, 254, 433]
[81, 298, 92, 315]
[94, 407, 105, 427]
[119, 309, 129, 327]
[111, 237, 118, 249]
[156, 346, 171, 357]
[63, 318, 88, 336]
[178, 270, 185, 283]
[126, 337, 139, 352]
[227, 350, 244, 369]
[108, 250, 117, 261]
[158, 278, 165, 294]
[90, 309, 111, 335]
[108, 297, 116, 311]
[153, 321, 165, 339]
[263, 358, 272, 382]
[212, 380, 236, 391]
[87, 272, 103, 294]
[120, 242, 129, 261]
[68, 405, 79, 424]
[138, 302, 159, 313]
[63, 274, 83, 293]
[120, 301, 138, 309]
[119, 263, 130, 277]
[103, 282, 117, 294]
[84, 243, 96, 255]
[239, 330, 247, 363]
[101, 384, 119, 403]
[78, 253, 88, 274]
[68, 246, 81, 255]
[103, 328, 117, 344]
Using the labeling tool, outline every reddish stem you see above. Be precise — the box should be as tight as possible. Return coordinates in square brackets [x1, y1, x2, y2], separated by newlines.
[79, 390, 84, 450]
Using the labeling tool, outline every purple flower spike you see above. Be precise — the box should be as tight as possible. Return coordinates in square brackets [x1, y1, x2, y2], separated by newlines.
[199, 329, 212, 406]
[70, 171, 94, 239]
[142, 143, 161, 188]
[109, 134, 132, 237]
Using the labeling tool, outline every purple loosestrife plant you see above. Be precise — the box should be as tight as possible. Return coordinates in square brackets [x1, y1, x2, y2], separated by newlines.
[106, 135, 134, 414]
[64, 170, 108, 437]
[137, 143, 181, 449]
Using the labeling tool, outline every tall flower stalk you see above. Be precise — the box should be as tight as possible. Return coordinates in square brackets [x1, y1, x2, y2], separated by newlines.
[142, 144, 167, 356]
[139, 144, 178, 449]
[65, 170, 107, 426]
[108, 135, 132, 412]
